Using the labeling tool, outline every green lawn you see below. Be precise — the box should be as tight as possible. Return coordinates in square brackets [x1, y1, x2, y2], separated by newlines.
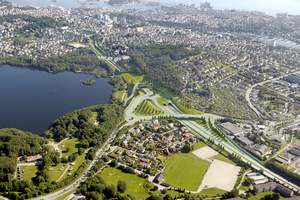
[157, 97, 170, 107]
[213, 154, 236, 165]
[196, 187, 227, 197]
[193, 141, 207, 151]
[88, 112, 98, 123]
[164, 154, 209, 191]
[58, 138, 80, 157]
[49, 163, 65, 181]
[101, 166, 149, 198]
[248, 191, 285, 200]
[121, 73, 143, 83]
[20, 165, 39, 182]
[113, 90, 125, 100]
[217, 62, 238, 74]
[59, 153, 86, 182]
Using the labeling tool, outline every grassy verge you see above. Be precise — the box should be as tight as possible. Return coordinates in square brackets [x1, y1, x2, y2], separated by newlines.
[196, 187, 227, 198]
[213, 153, 236, 165]
[156, 96, 170, 107]
[54, 188, 77, 200]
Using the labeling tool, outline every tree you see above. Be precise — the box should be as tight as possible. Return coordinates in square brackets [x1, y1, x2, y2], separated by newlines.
[117, 179, 128, 193]
[182, 144, 192, 153]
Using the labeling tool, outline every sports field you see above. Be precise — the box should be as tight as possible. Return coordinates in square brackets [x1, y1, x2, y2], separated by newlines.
[164, 154, 209, 191]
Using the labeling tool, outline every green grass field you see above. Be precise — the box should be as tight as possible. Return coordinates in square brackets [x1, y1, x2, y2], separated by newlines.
[217, 62, 238, 74]
[113, 90, 125, 100]
[59, 153, 86, 181]
[58, 138, 79, 157]
[88, 112, 98, 123]
[157, 97, 170, 107]
[164, 154, 209, 191]
[121, 73, 143, 83]
[213, 154, 236, 165]
[248, 191, 285, 200]
[101, 166, 149, 198]
[196, 187, 227, 197]
[48, 163, 65, 181]
[20, 165, 39, 182]
[134, 100, 166, 116]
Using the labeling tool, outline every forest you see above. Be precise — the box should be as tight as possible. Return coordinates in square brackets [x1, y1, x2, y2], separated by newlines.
[122, 44, 201, 94]
[0, 48, 114, 75]
[45, 104, 124, 148]
[0, 14, 67, 30]
[0, 128, 48, 174]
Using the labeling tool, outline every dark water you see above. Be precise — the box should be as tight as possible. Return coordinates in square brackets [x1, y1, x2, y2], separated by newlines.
[0, 65, 113, 135]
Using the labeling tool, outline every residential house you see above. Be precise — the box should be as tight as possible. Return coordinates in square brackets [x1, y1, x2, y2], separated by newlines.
[153, 173, 164, 184]
[140, 158, 150, 163]
[138, 147, 145, 153]
[163, 148, 170, 156]
[116, 149, 122, 155]
[139, 162, 150, 169]
[118, 156, 125, 162]
[109, 154, 118, 159]
[151, 161, 158, 167]
[127, 159, 135, 165]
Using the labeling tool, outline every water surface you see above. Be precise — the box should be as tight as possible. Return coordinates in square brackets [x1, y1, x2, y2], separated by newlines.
[0, 65, 113, 135]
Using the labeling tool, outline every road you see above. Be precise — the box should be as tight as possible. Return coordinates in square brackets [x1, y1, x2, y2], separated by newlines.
[27, 81, 300, 200]
[124, 86, 300, 191]
[245, 72, 297, 119]
[89, 43, 126, 73]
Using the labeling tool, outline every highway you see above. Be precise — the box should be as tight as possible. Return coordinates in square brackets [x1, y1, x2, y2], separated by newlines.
[28, 81, 300, 200]
[125, 86, 300, 191]
[89, 43, 126, 73]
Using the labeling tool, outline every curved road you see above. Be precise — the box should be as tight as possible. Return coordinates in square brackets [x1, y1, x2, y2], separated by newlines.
[27, 82, 300, 200]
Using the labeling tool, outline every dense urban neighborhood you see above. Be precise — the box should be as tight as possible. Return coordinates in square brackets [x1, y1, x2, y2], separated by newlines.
[1, 0, 300, 200]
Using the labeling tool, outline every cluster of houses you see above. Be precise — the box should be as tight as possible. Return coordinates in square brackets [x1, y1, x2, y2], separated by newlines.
[250, 87, 294, 120]
[109, 119, 197, 176]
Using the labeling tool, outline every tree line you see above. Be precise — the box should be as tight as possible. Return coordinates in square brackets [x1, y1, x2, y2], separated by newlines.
[0, 48, 114, 75]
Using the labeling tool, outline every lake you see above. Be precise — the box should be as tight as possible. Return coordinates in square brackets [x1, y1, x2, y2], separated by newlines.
[0, 65, 113, 135]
